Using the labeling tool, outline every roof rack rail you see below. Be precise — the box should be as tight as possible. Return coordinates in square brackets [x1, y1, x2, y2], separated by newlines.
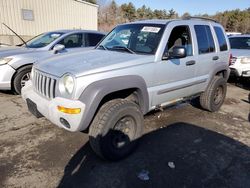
[183, 16, 218, 23]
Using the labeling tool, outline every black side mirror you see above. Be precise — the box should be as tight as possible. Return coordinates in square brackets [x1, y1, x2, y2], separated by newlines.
[162, 46, 187, 60]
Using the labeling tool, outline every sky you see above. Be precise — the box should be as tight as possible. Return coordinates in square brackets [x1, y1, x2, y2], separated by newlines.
[112, 0, 250, 15]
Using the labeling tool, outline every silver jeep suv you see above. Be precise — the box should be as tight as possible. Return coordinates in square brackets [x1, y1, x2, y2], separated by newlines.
[22, 18, 230, 160]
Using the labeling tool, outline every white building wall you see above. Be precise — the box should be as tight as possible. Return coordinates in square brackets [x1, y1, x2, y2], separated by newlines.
[0, 0, 98, 45]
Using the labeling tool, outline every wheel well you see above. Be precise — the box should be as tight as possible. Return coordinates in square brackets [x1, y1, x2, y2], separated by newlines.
[98, 88, 144, 110]
[82, 88, 145, 134]
[11, 64, 33, 89]
[215, 70, 227, 78]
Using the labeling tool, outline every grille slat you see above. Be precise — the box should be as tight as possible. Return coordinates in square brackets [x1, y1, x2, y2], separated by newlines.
[39, 74, 43, 94]
[45, 77, 49, 98]
[50, 79, 55, 98]
[35, 72, 38, 92]
[48, 78, 51, 98]
[33, 70, 56, 99]
[34, 71, 38, 92]
[37, 73, 41, 92]
[41, 76, 46, 95]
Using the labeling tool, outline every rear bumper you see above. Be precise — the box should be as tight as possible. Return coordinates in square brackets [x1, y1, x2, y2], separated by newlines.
[0, 64, 15, 90]
[22, 81, 86, 132]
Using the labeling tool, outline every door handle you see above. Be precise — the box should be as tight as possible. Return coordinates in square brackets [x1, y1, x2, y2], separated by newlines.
[213, 56, 219, 60]
[186, 60, 196, 66]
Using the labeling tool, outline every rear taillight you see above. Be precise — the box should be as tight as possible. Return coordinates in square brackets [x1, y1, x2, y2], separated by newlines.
[229, 53, 236, 66]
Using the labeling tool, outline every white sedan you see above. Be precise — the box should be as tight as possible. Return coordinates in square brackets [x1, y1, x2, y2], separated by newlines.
[229, 35, 250, 77]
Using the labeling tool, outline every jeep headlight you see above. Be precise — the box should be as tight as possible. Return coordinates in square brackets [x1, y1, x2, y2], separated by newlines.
[59, 74, 75, 95]
[240, 57, 250, 64]
[0, 58, 12, 65]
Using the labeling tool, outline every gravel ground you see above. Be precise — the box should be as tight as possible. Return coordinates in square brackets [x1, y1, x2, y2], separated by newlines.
[0, 81, 249, 188]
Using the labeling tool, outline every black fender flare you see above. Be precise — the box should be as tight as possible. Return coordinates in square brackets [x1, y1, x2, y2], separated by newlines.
[78, 75, 149, 131]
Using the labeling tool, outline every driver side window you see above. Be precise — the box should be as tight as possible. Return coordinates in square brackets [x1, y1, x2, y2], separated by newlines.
[166, 25, 193, 56]
[58, 34, 83, 48]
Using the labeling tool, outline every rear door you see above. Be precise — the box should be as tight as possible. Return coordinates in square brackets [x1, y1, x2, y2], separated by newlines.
[192, 23, 218, 92]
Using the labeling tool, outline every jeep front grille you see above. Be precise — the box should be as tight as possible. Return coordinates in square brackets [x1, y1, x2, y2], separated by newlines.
[33, 70, 57, 99]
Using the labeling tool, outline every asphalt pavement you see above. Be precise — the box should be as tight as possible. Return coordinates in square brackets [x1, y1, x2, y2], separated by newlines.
[0, 80, 249, 188]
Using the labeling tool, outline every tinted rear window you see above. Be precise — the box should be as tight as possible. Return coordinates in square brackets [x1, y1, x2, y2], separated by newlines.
[214, 26, 228, 51]
[194, 25, 215, 54]
[229, 37, 250, 50]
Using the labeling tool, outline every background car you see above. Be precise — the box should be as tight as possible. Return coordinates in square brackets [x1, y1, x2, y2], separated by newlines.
[229, 35, 250, 78]
[0, 30, 105, 94]
[226, 32, 241, 37]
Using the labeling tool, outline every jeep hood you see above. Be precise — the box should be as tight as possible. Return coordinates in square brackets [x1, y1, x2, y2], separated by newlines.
[35, 49, 154, 77]
[0, 46, 39, 58]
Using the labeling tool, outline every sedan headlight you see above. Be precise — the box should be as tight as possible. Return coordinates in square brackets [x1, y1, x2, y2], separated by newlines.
[240, 57, 250, 64]
[0, 58, 12, 65]
[59, 74, 75, 96]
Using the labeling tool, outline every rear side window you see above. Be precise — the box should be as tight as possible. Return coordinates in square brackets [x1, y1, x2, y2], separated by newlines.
[86, 33, 105, 46]
[194, 25, 215, 54]
[214, 26, 228, 51]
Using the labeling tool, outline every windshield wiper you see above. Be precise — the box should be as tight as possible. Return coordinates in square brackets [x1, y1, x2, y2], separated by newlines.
[98, 45, 108, 50]
[110, 46, 136, 54]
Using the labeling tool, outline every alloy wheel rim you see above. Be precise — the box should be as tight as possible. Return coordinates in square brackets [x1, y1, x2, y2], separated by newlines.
[20, 72, 31, 87]
[214, 86, 223, 105]
[111, 116, 136, 149]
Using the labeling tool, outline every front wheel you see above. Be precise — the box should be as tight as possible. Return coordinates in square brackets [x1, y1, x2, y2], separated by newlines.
[89, 99, 144, 161]
[13, 65, 32, 95]
[199, 76, 227, 112]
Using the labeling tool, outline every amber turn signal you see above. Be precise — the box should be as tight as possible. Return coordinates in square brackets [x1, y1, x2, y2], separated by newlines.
[57, 106, 81, 114]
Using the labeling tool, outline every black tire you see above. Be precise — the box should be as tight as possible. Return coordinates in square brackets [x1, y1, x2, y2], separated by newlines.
[199, 76, 227, 112]
[13, 65, 32, 95]
[89, 99, 144, 161]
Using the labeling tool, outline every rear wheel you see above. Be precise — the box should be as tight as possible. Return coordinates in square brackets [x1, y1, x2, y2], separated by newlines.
[89, 99, 144, 161]
[199, 76, 227, 112]
[13, 65, 32, 95]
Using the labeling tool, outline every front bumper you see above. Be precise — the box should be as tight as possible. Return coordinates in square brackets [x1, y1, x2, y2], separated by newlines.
[0, 64, 16, 90]
[22, 81, 86, 132]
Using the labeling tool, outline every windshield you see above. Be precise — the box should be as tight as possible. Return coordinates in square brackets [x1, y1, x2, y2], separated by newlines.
[229, 37, 250, 50]
[98, 23, 165, 55]
[25, 32, 64, 48]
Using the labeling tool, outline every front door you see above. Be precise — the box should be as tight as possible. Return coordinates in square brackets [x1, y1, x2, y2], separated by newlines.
[152, 24, 197, 106]
[57, 33, 85, 53]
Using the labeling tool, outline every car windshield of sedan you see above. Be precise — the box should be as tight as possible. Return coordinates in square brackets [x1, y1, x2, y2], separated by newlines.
[25, 32, 64, 48]
[98, 23, 165, 55]
[229, 37, 250, 50]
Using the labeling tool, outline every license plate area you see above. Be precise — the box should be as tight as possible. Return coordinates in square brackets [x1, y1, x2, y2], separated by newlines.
[26, 99, 43, 118]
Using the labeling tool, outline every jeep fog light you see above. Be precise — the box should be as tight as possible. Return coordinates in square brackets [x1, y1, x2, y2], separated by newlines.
[63, 74, 75, 94]
[57, 106, 81, 114]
